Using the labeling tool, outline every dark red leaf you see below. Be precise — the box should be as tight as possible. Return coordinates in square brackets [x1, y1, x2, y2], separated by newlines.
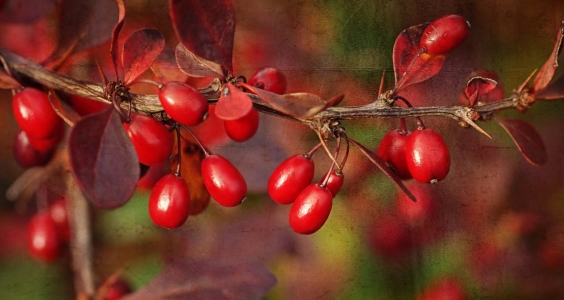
[122, 259, 276, 300]
[464, 76, 498, 107]
[44, 0, 118, 66]
[346, 136, 416, 202]
[0, 70, 20, 89]
[170, 0, 235, 74]
[241, 82, 332, 119]
[48, 90, 81, 127]
[392, 22, 445, 91]
[175, 43, 224, 78]
[121, 28, 165, 85]
[0, 0, 56, 23]
[535, 72, 564, 100]
[532, 21, 564, 93]
[215, 83, 253, 121]
[496, 118, 547, 166]
[68, 106, 139, 209]
[109, 0, 126, 80]
[151, 45, 189, 83]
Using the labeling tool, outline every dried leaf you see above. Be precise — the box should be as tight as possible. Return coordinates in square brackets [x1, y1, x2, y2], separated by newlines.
[151, 45, 189, 83]
[241, 82, 331, 119]
[44, 0, 118, 65]
[532, 21, 564, 93]
[464, 76, 498, 107]
[68, 106, 139, 209]
[346, 136, 416, 202]
[0, 0, 56, 23]
[109, 0, 126, 80]
[496, 118, 547, 166]
[48, 90, 81, 127]
[121, 28, 165, 85]
[171, 133, 210, 215]
[175, 43, 224, 78]
[0, 70, 21, 89]
[215, 83, 253, 121]
[122, 259, 276, 300]
[170, 0, 235, 74]
[535, 71, 564, 100]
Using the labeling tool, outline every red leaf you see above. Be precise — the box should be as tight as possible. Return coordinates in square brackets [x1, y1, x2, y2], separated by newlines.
[68, 106, 139, 209]
[170, 0, 235, 74]
[0, 0, 56, 23]
[109, 0, 126, 80]
[48, 90, 81, 127]
[175, 43, 224, 78]
[122, 259, 276, 300]
[535, 72, 564, 100]
[532, 21, 564, 93]
[44, 0, 118, 65]
[496, 118, 547, 166]
[0, 70, 21, 89]
[121, 28, 165, 85]
[241, 82, 332, 119]
[393, 23, 427, 84]
[464, 76, 498, 107]
[346, 136, 416, 202]
[396, 53, 445, 93]
[215, 83, 253, 121]
[151, 45, 189, 83]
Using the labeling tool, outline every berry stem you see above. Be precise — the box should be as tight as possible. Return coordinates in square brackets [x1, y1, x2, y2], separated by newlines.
[393, 95, 426, 129]
[112, 87, 131, 123]
[174, 126, 182, 176]
[180, 125, 210, 157]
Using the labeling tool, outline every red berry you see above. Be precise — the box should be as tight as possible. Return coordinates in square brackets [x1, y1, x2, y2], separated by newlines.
[104, 278, 132, 300]
[123, 113, 173, 166]
[405, 128, 450, 183]
[13, 130, 52, 168]
[158, 81, 209, 127]
[377, 129, 412, 180]
[248, 67, 287, 94]
[288, 184, 333, 234]
[48, 198, 70, 242]
[224, 109, 259, 142]
[69, 95, 110, 116]
[27, 212, 61, 262]
[320, 169, 344, 197]
[148, 174, 190, 229]
[12, 87, 64, 140]
[417, 277, 467, 300]
[420, 15, 469, 56]
[268, 154, 315, 205]
[201, 154, 247, 207]
[396, 183, 435, 224]
[27, 125, 64, 152]
[368, 213, 412, 258]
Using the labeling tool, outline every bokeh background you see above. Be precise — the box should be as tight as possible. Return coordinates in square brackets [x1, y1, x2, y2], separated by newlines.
[1, 0, 564, 299]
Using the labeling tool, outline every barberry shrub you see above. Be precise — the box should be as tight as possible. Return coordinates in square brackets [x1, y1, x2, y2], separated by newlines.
[0, 1, 563, 299]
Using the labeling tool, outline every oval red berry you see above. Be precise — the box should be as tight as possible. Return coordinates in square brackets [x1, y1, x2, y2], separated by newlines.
[123, 114, 173, 166]
[159, 81, 209, 127]
[268, 154, 314, 205]
[405, 128, 450, 183]
[27, 212, 61, 262]
[320, 169, 344, 197]
[420, 15, 469, 56]
[149, 174, 190, 229]
[224, 109, 259, 142]
[201, 154, 247, 207]
[13, 130, 52, 168]
[289, 184, 333, 234]
[377, 129, 412, 180]
[248, 67, 287, 94]
[12, 87, 64, 140]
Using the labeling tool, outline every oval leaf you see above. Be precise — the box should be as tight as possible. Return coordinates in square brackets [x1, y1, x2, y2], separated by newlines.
[151, 45, 189, 83]
[170, 0, 235, 74]
[0, 70, 21, 89]
[215, 83, 253, 121]
[464, 76, 498, 107]
[122, 259, 276, 300]
[241, 82, 330, 119]
[395, 53, 445, 93]
[535, 71, 564, 100]
[0, 0, 56, 23]
[532, 21, 564, 93]
[122, 28, 165, 85]
[48, 90, 81, 127]
[109, 0, 126, 80]
[346, 136, 416, 202]
[68, 106, 139, 209]
[44, 0, 119, 67]
[496, 118, 547, 166]
[175, 43, 224, 78]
